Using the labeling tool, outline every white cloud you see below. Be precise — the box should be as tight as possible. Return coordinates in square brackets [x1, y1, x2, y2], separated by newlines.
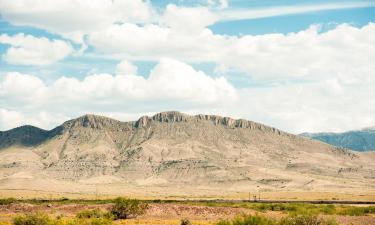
[90, 22, 375, 81]
[0, 108, 69, 130]
[0, 59, 237, 130]
[116, 60, 138, 75]
[48, 58, 237, 104]
[89, 22, 226, 62]
[0, 0, 153, 43]
[1, 56, 375, 133]
[0, 109, 24, 130]
[162, 4, 218, 33]
[146, 58, 236, 103]
[231, 79, 375, 134]
[1, 1, 375, 134]
[0, 34, 73, 65]
[221, 23, 375, 80]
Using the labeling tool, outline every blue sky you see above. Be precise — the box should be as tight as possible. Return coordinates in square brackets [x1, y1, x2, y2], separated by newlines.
[0, 0, 375, 133]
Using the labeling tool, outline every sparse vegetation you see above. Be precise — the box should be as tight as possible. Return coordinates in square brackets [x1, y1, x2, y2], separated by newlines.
[279, 213, 338, 225]
[0, 198, 16, 205]
[337, 205, 375, 216]
[12, 212, 113, 225]
[76, 209, 112, 220]
[13, 213, 52, 225]
[216, 213, 338, 225]
[216, 214, 274, 225]
[68, 218, 113, 225]
[3, 198, 374, 225]
[110, 197, 148, 219]
[180, 218, 192, 225]
[181, 201, 375, 216]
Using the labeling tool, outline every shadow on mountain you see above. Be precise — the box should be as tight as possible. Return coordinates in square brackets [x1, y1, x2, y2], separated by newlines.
[0, 125, 63, 149]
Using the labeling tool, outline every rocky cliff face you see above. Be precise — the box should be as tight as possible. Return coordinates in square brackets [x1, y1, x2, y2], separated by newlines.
[134, 112, 287, 138]
[0, 111, 374, 195]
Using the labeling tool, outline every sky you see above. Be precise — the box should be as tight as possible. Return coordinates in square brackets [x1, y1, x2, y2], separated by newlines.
[0, 0, 374, 134]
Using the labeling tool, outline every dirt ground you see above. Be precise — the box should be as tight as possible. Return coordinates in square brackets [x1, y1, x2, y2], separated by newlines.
[0, 203, 374, 225]
[0, 189, 375, 202]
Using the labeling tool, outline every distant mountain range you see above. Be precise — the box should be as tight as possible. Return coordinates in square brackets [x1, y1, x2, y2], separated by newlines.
[301, 127, 375, 152]
[0, 112, 374, 197]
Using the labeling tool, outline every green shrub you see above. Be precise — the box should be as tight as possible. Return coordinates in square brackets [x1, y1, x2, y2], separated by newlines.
[13, 213, 51, 225]
[76, 209, 112, 219]
[180, 218, 192, 225]
[110, 197, 147, 219]
[234, 214, 274, 225]
[279, 213, 338, 225]
[320, 205, 336, 215]
[338, 206, 375, 216]
[0, 198, 17, 205]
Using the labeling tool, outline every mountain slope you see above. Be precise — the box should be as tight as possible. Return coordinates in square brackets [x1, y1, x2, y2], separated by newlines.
[301, 128, 375, 152]
[0, 125, 53, 149]
[0, 112, 374, 197]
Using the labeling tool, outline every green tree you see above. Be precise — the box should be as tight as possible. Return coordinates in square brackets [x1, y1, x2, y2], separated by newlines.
[110, 197, 147, 219]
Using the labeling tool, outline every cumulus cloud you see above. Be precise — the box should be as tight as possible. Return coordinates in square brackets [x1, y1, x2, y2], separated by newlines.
[162, 4, 218, 33]
[89, 22, 226, 62]
[0, 0, 153, 43]
[47, 58, 236, 104]
[0, 109, 24, 130]
[221, 23, 375, 80]
[2, 64, 375, 133]
[116, 60, 138, 75]
[1, 1, 374, 134]
[1, 60, 375, 133]
[0, 108, 68, 130]
[0, 59, 237, 129]
[90, 23, 375, 81]
[0, 34, 73, 65]
[232, 79, 375, 134]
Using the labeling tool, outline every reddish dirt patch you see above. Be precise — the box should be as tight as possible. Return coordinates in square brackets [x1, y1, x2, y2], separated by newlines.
[142, 203, 257, 220]
[334, 215, 375, 225]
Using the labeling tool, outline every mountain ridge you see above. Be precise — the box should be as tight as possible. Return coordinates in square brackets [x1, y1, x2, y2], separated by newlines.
[0, 111, 373, 197]
[1, 111, 290, 149]
[301, 128, 375, 152]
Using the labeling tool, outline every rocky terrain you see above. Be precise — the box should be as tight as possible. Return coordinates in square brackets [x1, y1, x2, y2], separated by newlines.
[301, 128, 375, 152]
[0, 111, 374, 197]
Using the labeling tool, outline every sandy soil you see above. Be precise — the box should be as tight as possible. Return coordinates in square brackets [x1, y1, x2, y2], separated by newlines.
[0, 189, 374, 202]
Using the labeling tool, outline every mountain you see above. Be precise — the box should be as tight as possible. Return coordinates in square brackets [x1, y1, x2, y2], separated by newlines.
[0, 112, 374, 198]
[301, 128, 375, 152]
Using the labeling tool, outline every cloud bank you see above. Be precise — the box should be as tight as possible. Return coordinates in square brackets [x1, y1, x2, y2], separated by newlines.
[0, 58, 237, 130]
[0, 0, 374, 134]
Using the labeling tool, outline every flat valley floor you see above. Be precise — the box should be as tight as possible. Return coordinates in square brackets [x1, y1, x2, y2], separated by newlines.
[0, 201, 374, 225]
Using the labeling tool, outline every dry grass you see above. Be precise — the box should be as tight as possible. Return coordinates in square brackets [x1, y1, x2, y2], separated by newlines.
[0, 190, 374, 202]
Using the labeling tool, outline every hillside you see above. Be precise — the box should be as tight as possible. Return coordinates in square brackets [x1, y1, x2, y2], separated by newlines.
[0, 112, 374, 198]
[301, 128, 375, 152]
